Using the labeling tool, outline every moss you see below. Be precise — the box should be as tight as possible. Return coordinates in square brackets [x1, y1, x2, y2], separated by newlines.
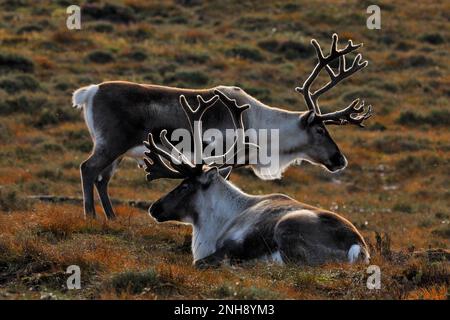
[38, 142, 64, 153]
[419, 33, 445, 45]
[0, 52, 34, 73]
[60, 129, 92, 153]
[88, 22, 114, 33]
[0, 187, 31, 212]
[125, 50, 148, 62]
[401, 55, 435, 68]
[110, 270, 159, 294]
[371, 135, 429, 154]
[170, 71, 209, 86]
[0, 75, 40, 93]
[16, 24, 43, 34]
[236, 16, 274, 31]
[258, 39, 313, 59]
[175, 52, 209, 64]
[432, 226, 450, 240]
[367, 122, 386, 131]
[82, 3, 136, 24]
[36, 168, 63, 181]
[226, 46, 264, 62]
[126, 27, 151, 40]
[0, 95, 49, 115]
[340, 87, 382, 102]
[29, 107, 78, 128]
[213, 283, 281, 299]
[397, 110, 450, 127]
[0, 122, 12, 143]
[242, 86, 271, 102]
[393, 203, 414, 214]
[87, 51, 115, 64]
[394, 155, 443, 174]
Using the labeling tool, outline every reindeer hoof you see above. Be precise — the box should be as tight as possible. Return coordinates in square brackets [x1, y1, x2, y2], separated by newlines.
[105, 213, 117, 220]
[194, 257, 221, 269]
[84, 213, 97, 220]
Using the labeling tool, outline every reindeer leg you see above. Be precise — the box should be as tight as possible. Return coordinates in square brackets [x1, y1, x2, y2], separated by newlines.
[95, 158, 122, 220]
[80, 151, 115, 219]
[194, 248, 227, 269]
[194, 239, 248, 269]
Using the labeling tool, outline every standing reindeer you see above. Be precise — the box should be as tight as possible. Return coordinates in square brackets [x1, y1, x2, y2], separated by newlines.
[72, 34, 372, 219]
[143, 129, 370, 267]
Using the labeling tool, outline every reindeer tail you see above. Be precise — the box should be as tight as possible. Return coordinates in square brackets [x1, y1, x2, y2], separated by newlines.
[72, 84, 99, 109]
[348, 244, 371, 264]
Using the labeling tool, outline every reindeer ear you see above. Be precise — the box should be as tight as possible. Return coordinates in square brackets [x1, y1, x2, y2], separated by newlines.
[300, 110, 316, 127]
[218, 166, 232, 180]
[199, 167, 218, 185]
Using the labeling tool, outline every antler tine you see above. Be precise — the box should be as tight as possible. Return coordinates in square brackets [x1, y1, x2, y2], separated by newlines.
[313, 53, 368, 102]
[212, 89, 257, 165]
[142, 133, 185, 181]
[180, 94, 221, 166]
[204, 142, 260, 168]
[179, 94, 220, 133]
[295, 33, 366, 114]
[144, 132, 184, 167]
[317, 99, 373, 127]
[144, 89, 253, 180]
[311, 38, 325, 63]
[213, 89, 250, 130]
[159, 129, 200, 172]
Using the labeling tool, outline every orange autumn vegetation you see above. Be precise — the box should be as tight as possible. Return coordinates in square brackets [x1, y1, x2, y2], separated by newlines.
[0, 0, 448, 299]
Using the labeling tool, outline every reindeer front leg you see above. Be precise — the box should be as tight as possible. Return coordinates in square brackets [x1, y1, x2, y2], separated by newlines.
[194, 239, 246, 269]
[194, 248, 227, 269]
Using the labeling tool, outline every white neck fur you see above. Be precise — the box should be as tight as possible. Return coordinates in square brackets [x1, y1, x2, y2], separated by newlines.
[244, 97, 310, 180]
[190, 180, 254, 260]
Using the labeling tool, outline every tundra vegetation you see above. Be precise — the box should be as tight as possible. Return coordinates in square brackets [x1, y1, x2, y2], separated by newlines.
[0, 0, 448, 299]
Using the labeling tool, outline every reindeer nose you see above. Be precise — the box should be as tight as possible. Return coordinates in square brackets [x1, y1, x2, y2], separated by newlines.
[328, 153, 347, 171]
[149, 200, 161, 217]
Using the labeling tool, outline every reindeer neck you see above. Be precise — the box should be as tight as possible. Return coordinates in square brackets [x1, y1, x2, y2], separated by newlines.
[191, 181, 257, 261]
[243, 99, 310, 179]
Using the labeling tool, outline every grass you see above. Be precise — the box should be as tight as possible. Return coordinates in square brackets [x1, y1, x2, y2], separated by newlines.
[0, 53, 34, 73]
[0, 186, 31, 212]
[225, 46, 265, 62]
[0, 75, 40, 94]
[0, 0, 448, 300]
[396, 110, 450, 127]
[110, 270, 160, 294]
[87, 51, 116, 64]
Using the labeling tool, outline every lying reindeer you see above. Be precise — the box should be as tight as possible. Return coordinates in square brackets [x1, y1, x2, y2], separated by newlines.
[72, 33, 372, 219]
[143, 130, 370, 268]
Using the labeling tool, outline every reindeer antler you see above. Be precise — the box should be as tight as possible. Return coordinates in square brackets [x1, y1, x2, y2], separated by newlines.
[143, 90, 254, 180]
[295, 33, 372, 126]
[213, 89, 249, 130]
[317, 99, 372, 127]
[180, 89, 253, 166]
[143, 131, 198, 181]
[179, 95, 220, 134]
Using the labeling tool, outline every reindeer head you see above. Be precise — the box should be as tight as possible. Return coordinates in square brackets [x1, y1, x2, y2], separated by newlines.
[292, 33, 372, 172]
[296, 110, 347, 172]
[149, 166, 232, 223]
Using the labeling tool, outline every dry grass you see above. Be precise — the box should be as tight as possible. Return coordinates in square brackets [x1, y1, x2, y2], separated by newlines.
[0, 0, 448, 299]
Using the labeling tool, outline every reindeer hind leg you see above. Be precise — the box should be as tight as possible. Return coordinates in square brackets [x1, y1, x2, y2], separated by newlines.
[80, 150, 116, 219]
[95, 157, 122, 220]
[275, 217, 348, 265]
